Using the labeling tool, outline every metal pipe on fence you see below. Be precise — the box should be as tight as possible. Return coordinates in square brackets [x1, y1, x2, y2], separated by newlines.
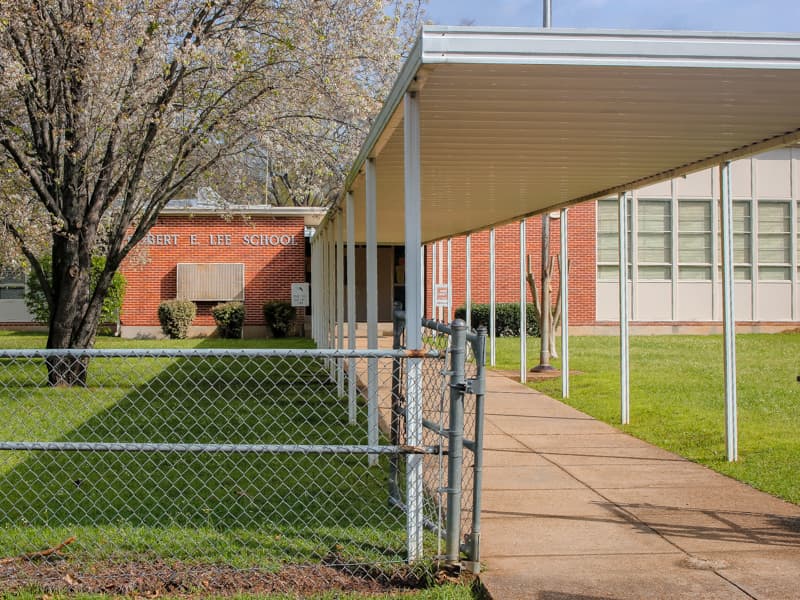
[0, 442, 438, 455]
[445, 319, 467, 565]
[390, 304, 406, 502]
[466, 325, 487, 573]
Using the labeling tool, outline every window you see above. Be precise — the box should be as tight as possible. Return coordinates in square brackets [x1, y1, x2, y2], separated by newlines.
[757, 201, 790, 281]
[678, 200, 712, 280]
[596, 198, 631, 280]
[732, 201, 752, 281]
[797, 201, 800, 278]
[0, 269, 26, 300]
[638, 199, 671, 280]
[177, 263, 245, 301]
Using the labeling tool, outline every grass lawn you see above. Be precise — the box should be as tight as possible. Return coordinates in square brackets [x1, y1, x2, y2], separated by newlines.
[493, 333, 800, 505]
[0, 586, 477, 600]
[0, 332, 431, 577]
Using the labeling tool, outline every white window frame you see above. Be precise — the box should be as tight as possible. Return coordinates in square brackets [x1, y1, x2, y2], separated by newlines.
[757, 199, 791, 281]
[678, 199, 713, 281]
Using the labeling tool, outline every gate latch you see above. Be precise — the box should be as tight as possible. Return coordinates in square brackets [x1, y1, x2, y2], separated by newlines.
[450, 377, 482, 395]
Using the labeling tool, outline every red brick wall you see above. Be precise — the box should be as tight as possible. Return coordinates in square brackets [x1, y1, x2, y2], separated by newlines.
[120, 215, 306, 327]
[425, 201, 597, 326]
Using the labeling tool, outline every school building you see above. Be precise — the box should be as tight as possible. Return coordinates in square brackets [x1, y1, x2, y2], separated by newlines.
[423, 145, 800, 334]
[2, 146, 799, 336]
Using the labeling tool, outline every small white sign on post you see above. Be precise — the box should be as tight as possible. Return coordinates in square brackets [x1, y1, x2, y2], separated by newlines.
[291, 283, 310, 307]
[434, 284, 450, 308]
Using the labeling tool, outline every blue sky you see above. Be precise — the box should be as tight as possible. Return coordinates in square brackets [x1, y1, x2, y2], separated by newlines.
[425, 0, 800, 33]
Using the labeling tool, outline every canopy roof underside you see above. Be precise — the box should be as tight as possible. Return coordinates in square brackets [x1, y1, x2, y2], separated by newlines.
[337, 27, 800, 244]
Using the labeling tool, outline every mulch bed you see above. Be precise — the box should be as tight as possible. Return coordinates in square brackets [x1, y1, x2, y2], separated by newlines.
[0, 558, 436, 597]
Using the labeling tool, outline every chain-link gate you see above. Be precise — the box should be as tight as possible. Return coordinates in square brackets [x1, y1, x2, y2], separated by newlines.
[390, 308, 487, 574]
[0, 346, 463, 593]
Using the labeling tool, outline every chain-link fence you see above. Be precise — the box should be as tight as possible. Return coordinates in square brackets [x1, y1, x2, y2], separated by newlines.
[0, 347, 456, 594]
[390, 309, 487, 574]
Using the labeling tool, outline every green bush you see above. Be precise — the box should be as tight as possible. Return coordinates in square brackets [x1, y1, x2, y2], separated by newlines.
[211, 301, 245, 339]
[25, 255, 127, 328]
[158, 299, 197, 339]
[455, 303, 540, 337]
[263, 300, 296, 338]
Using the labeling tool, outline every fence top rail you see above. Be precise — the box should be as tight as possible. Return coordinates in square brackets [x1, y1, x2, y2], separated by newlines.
[420, 317, 484, 345]
[0, 348, 442, 359]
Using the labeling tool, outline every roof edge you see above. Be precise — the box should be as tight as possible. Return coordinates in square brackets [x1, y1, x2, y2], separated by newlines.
[420, 26, 800, 69]
[343, 32, 424, 193]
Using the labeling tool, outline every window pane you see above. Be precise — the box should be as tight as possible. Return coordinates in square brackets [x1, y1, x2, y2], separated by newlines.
[757, 201, 790, 280]
[734, 266, 751, 281]
[0, 269, 25, 286]
[597, 233, 619, 263]
[598, 265, 619, 280]
[759, 266, 791, 281]
[638, 200, 671, 276]
[680, 233, 711, 263]
[638, 199, 671, 232]
[639, 265, 672, 280]
[597, 200, 618, 233]
[733, 201, 751, 230]
[679, 200, 711, 232]
[679, 266, 711, 280]
[0, 287, 24, 300]
[758, 201, 790, 233]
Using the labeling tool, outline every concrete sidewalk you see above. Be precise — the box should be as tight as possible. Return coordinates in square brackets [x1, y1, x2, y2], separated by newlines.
[477, 371, 800, 600]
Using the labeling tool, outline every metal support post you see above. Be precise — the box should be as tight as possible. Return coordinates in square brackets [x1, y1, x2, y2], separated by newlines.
[431, 242, 437, 319]
[336, 215, 345, 396]
[543, 0, 552, 27]
[619, 192, 630, 425]
[321, 229, 329, 350]
[328, 227, 336, 378]
[519, 219, 527, 383]
[310, 238, 316, 344]
[445, 319, 467, 565]
[489, 228, 496, 366]
[466, 234, 472, 330]
[403, 90, 424, 562]
[438, 241, 444, 321]
[720, 162, 739, 461]
[466, 325, 487, 573]
[560, 208, 569, 398]
[346, 193, 357, 424]
[318, 234, 324, 348]
[389, 303, 405, 502]
[366, 158, 379, 467]
[447, 238, 453, 322]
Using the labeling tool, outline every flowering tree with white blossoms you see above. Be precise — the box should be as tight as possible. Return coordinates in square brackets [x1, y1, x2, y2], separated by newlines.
[0, 0, 423, 382]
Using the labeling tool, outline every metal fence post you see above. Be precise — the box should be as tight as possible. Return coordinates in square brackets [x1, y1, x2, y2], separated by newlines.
[445, 318, 467, 565]
[466, 325, 487, 573]
[389, 303, 405, 503]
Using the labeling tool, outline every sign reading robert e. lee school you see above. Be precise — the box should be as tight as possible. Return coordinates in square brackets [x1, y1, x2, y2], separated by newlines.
[138, 231, 300, 247]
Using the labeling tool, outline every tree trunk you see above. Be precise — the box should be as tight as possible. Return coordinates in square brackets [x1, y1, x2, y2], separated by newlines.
[44, 232, 102, 386]
[533, 215, 555, 372]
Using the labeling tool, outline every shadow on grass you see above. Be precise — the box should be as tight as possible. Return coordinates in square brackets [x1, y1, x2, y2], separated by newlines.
[0, 348, 407, 570]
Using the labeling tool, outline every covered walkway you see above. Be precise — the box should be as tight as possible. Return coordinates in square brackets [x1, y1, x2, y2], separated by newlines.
[478, 371, 800, 599]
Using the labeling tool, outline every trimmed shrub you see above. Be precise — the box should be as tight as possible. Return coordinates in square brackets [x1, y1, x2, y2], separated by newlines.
[263, 300, 296, 338]
[211, 301, 245, 339]
[158, 299, 196, 339]
[25, 255, 127, 329]
[455, 303, 540, 337]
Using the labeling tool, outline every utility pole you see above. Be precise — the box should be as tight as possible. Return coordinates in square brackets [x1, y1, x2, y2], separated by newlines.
[533, 0, 556, 373]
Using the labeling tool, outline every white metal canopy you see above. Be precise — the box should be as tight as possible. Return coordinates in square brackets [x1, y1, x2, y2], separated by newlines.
[309, 26, 800, 484]
[336, 26, 800, 244]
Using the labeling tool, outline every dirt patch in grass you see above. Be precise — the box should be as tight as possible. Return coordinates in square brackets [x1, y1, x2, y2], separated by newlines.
[0, 559, 434, 597]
